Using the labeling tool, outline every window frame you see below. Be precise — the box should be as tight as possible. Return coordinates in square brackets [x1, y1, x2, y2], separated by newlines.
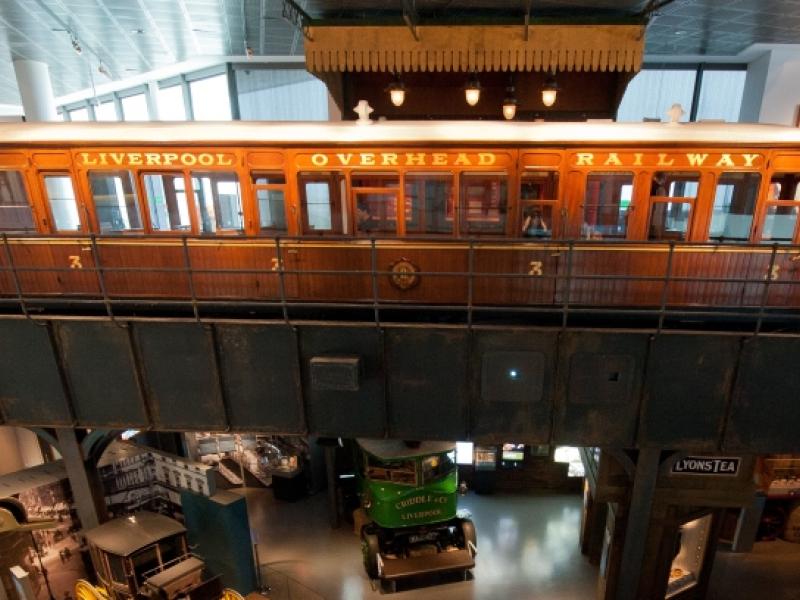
[458, 171, 510, 236]
[298, 171, 346, 235]
[39, 172, 85, 233]
[251, 171, 288, 235]
[758, 171, 800, 244]
[87, 169, 145, 234]
[189, 170, 245, 235]
[645, 171, 700, 242]
[0, 169, 37, 233]
[519, 169, 560, 238]
[140, 171, 197, 234]
[707, 171, 761, 243]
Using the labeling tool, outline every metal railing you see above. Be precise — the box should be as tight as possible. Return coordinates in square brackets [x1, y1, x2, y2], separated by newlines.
[2, 233, 800, 336]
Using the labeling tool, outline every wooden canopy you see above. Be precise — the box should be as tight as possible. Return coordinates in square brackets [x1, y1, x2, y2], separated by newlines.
[305, 24, 645, 73]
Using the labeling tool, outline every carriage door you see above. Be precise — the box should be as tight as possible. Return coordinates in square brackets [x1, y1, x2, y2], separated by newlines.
[351, 173, 400, 236]
[251, 171, 297, 298]
[38, 172, 99, 295]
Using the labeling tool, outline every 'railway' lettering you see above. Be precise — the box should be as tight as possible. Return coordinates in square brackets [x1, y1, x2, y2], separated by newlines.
[604, 153, 622, 166]
[742, 153, 759, 167]
[381, 153, 399, 166]
[716, 154, 735, 167]
[657, 153, 674, 166]
[686, 153, 709, 166]
[575, 153, 594, 166]
[311, 153, 328, 166]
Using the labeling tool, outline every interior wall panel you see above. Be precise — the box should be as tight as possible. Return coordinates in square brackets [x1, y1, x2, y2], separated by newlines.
[299, 326, 385, 437]
[133, 323, 227, 430]
[216, 324, 305, 433]
[555, 332, 649, 446]
[55, 321, 147, 428]
[471, 329, 558, 443]
[0, 320, 72, 426]
[385, 328, 469, 440]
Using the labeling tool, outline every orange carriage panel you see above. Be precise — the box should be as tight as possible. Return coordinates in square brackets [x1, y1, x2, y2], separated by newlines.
[471, 242, 561, 306]
[520, 152, 563, 168]
[94, 239, 192, 299]
[246, 152, 285, 168]
[565, 150, 766, 171]
[665, 247, 755, 307]
[0, 153, 28, 168]
[31, 152, 72, 169]
[5, 238, 100, 297]
[294, 149, 514, 170]
[771, 154, 800, 171]
[186, 239, 283, 301]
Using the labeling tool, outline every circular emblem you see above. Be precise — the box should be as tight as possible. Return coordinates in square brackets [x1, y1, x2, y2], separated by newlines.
[389, 258, 420, 290]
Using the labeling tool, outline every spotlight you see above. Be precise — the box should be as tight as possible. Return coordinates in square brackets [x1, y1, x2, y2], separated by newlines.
[541, 71, 559, 107]
[464, 74, 481, 106]
[246, 46, 254, 58]
[70, 34, 82, 55]
[502, 85, 518, 120]
[98, 63, 111, 79]
[386, 73, 407, 107]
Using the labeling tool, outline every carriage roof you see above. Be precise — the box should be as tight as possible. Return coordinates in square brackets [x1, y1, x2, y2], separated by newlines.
[84, 512, 185, 557]
[1, 120, 800, 147]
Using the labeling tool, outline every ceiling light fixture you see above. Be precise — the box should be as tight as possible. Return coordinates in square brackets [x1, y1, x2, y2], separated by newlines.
[98, 62, 111, 79]
[464, 73, 481, 106]
[541, 71, 559, 107]
[386, 73, 407, 107]
[502, 77, 518, 120]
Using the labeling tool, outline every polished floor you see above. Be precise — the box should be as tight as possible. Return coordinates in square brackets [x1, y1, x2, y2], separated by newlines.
[234, 488, 800, 600]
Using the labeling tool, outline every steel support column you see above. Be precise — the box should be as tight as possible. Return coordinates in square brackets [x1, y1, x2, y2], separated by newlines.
[55, 428, 108, 531]
[615, 448, 661, 600]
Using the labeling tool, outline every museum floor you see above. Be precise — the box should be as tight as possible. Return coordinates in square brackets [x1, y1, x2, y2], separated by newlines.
[233, 488, 800, 600]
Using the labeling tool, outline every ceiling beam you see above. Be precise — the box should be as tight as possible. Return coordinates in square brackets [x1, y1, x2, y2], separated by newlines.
[282, 0, 313, 42]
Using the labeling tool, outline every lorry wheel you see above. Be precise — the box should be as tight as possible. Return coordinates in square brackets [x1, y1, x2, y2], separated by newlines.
[461, 519, 477, 558]
[361, 531, 380, 579]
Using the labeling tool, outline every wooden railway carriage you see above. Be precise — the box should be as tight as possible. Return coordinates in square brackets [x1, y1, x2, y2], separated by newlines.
[2, 120, 800, 321]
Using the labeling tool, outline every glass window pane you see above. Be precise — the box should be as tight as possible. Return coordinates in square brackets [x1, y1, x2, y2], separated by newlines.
[190, 74, 232, 121]
[521, 205, 552, 238]
[303, 181, 332, 231]
[144, 174, 191, 231]
[521, 171, 559, 200]
[157, 85, 186, 121]
[762, 206, 798, 243]
[256, 189, 286, 232]
[649, 202, 691, 241]
[769, 173, 800, 201]
[651, 171, 700, 198]
[696, 70, 746, 122]
[44, 175, 80, 231]
[95, 101, 118, 121]
[69, 107, 90, 122]
[583, 172, 634, 239]
[191, 172, 242, 233]
[106, 554, 127, 584]
[89, 171, 142, 232]
[0, 171, 35, 232]
[404, 174, 454, 235]
[617, 69, 696, 122]
[356, 192, 397, 234]
[253, 173, 285, 186]
[709, 172, 760, 241]
[460, 173, 508, 234]
[121, 94, 149, 121]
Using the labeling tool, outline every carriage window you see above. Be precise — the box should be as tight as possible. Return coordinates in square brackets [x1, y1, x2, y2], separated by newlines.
[252, 172, 287, 233]
[43, 174, 80, 231]
[460, 173, 508, 234]
[106, 553, 128, 585]
[583, 172, 634, 239]
[422, 452, 456, 484]
[520, 171, 558, 238]
[299, 172, 344, 234]
[0, 171, 35, 232]
[143, 174, 191, 232]
[191, 172, 243, 234]
[761, 172, 800, 243]
[405, 173, 454, 235]
[365, 455, 417, 486]
[131, 546, 160, 584]
[709, 172, 760, 242]
[352, 173, 399, 235]
[89, 171, 143, 233]
[648, 171, 699, 241]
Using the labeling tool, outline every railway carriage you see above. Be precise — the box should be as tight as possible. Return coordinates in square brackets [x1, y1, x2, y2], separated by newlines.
[1, 120, 800, 324]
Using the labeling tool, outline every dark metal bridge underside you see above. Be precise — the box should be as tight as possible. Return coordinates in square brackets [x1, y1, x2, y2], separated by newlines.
[1, 314, 798, 454]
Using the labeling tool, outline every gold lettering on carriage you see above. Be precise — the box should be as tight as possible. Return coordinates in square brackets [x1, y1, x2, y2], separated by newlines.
[306, 152, 499, 168]
[77, 152, 235, 167]
[572, 152, 763, 168]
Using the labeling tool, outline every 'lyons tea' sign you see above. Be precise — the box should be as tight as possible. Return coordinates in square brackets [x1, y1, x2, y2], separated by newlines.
[671, 456, 740, 477]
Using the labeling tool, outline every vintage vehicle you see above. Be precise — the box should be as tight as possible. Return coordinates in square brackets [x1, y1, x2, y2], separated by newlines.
[74, 511, 241, 600]
[1, 120, 800, 327]
[356, 439, 476, 585]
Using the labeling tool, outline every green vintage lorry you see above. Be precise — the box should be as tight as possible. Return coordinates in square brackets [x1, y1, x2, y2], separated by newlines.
[356, 439, 477, 584]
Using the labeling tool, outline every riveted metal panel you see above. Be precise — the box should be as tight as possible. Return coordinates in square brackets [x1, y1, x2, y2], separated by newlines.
[386, 328, 468, 440]
[725, 337, 800, 453]
[0, 320, 71, 426]
[640, 335, 739, 449]
[555, 332, 648, 446]
[134, 323, 226, 430]
[216, 324, 304, 433]
[472, 330, 557, 443]
[299, 326, 384, 437]
[56, 321, 147, 428]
